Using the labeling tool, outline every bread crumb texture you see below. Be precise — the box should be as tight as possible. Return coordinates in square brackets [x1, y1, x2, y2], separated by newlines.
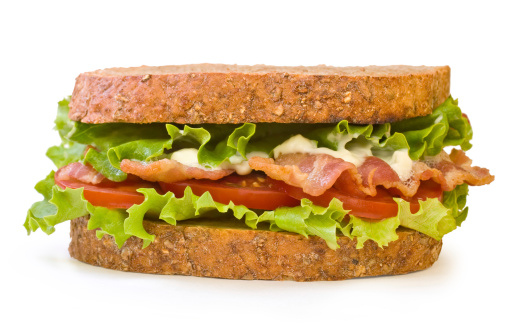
[69, 64, 450, 124]
[69, 216, 442, 281]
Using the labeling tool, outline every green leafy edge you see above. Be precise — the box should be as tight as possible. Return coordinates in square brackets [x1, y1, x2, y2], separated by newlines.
[27, 97, 472, 249]
[24, 171, 469, 250]
[52, 96, 472, 181]
[45, 98, 87, 168]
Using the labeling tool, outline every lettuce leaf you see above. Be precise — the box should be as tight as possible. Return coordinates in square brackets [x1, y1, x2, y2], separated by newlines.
[390, 97, 472, 157]
[349, 215, 401, 249]
[25, 172, 469, 250]
[24, 171, 88, 235]
[87, 205, 130, 247]
[52, 96, 472, 181]
[308, 96, 471, 160]
[69, 122, 170, 151]
[23, 173, 346, 250]
[395, 198, 452, 240]
[46, 98, 87, 168]
[71, 122, 260, 180]
[46, 142, 87, 169]
[83, 149, 127, 181]
[26, 97, 473, 250]
[125, 188, 176, 248]
[441, 183, 469, 227]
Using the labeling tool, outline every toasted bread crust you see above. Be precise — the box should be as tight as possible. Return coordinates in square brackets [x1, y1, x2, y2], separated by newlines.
[69, 216, 442, 281]
[69, 64, 450, 124]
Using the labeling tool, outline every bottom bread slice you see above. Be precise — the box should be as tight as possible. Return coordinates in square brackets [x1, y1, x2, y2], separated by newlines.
[69, 216, 442, 281]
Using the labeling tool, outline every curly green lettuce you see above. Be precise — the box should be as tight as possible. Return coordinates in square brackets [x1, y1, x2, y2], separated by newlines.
[24, 171, 469, 250]
[52, 96, 471, 181]
[25, 96, 473, 249]
[46, 99, 87, 168]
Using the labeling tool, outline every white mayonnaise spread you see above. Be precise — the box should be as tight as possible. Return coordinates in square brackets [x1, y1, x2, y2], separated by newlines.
[273, 134, 371, 166]
[273, 134, 413, 181]
[170, 148, 269, 175]
[168, 134, 413, 180]
[170, 148, 204, 168]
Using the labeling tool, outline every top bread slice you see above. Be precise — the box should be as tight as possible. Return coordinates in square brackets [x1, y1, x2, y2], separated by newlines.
[69, 64, 450, 124]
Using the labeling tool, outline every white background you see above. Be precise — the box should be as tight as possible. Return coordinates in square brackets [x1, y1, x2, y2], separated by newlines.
[1, 1, 510, 333]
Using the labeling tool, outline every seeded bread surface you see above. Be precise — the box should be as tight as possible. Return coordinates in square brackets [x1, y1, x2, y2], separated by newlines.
[69, 216, 442, 281]
[69, 64, 450, 124]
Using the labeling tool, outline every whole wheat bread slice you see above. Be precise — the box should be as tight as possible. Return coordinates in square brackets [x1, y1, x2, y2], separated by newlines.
[69, 216, 442, 281]
[69, 64, 450, 124]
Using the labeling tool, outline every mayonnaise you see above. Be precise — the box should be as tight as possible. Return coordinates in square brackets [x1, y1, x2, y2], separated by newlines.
[167, 134, 413, 180]
[272, 134, 413, 181]
[170, 148, 269, 175]
[170, 148, 204, 168]
[273, 134, 371, 166]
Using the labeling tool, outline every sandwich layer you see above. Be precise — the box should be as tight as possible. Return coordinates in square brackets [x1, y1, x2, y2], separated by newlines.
[69, 64, 450, 124]
[69, 216, 442, 281]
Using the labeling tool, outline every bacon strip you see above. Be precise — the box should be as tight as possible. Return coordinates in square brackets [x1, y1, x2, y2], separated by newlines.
[58, 162, 105, 185]
[249, 149, 494, 197]
[422, 150, 495, 189]
[120, 159, 234, 183]
[248, 154, 360, 196]
[354, 156, 441, 197]
[354, 157, 401, 196]
[63, 149, 493, 199]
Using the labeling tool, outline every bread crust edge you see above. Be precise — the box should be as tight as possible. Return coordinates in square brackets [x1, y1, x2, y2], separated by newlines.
[69, 65, 450, 124]
[69, 216, 442, 281]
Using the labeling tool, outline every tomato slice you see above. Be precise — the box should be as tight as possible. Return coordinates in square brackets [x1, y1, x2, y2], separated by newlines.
[56, 163, 443, 219]
[55, 167, 159, 209]
[268, 178, 443, 220]
[159, 173, 301, 210]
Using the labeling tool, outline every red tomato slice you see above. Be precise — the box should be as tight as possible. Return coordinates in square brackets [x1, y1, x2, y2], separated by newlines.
[54, 167, 159, 209]
[56, 163, 443, 218]
[159, 173, 301, 210]
[268, 178, 443, 220]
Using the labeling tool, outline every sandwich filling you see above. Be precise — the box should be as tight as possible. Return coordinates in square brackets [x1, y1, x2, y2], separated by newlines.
[25, 97, 494, 249]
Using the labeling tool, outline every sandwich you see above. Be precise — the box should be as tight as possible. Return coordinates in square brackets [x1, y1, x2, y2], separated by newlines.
[24, 64, 494, 281]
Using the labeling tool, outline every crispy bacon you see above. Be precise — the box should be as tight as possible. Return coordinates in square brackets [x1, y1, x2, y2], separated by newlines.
[64, 148, 493, 200]
[58, 162, 106, 185]
[354, 156, 442, 198]
[249, 149, 494, 197]
[120, 159, 234, 183]
[354, 157, 401, 196]
[248, 154, 360, 196]
[422, 150, 495, 188]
